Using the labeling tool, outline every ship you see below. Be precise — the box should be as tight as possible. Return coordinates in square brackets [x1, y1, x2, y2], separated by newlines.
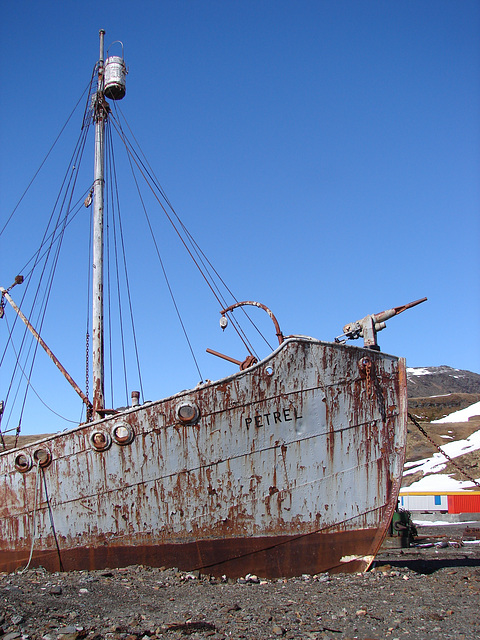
[0, 31, 425, 577]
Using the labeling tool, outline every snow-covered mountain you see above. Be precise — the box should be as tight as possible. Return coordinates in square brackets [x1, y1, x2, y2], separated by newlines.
[407, 365, 480, 397]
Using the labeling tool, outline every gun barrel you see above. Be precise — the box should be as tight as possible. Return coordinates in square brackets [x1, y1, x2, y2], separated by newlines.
[392, 296, 428, 315]
[374, 297, 427, 323]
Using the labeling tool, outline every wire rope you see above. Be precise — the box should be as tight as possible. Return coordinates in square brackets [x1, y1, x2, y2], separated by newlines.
[1, 101, 92, 432]
[105, 123, 129, 406]
[113, 105, 274, 353]
[0, 75, 95, 239]
[109, 112, 254, 358]
[13, 126, 90, 430]
[2, 315, 78, 424]
[106, 124, 146, 403]
[113, 110, 204, 381]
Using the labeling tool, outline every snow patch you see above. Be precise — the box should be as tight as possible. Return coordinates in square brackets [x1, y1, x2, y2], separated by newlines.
[407, 367, 433, 376]
[404, 427, 480, 474]
[404, 473, 479, 491]
[403, 426, 480, 490]
[432, 401, 480, 424]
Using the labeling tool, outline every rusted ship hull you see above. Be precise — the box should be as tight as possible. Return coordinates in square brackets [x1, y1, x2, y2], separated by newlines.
[0, 337, 407, 577]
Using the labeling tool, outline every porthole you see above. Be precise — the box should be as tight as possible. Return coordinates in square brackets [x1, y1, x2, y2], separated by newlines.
[33, 448, 52, 468]
[112, 423, 135, 445]
[90, 430, 112, 451]
[176, 402, 200, 425]
[15, 453, 32, 473]
[265, 366, 274, 376]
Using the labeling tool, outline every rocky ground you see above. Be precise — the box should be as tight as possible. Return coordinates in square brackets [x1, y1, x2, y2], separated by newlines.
[1, 524, 479, 640]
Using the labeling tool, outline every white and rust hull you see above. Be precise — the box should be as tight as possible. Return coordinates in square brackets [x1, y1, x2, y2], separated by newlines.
[0, 337, 407, 577]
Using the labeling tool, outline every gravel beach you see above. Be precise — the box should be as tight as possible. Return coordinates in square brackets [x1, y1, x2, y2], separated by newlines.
[1, 524, 479, 640]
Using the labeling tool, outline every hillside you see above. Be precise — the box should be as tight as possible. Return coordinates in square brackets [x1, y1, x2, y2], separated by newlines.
[408, 392, 480, 423]
[404, 365, 480, 489]
[407, 365, 480, 397]
[404, 386, 480, 495]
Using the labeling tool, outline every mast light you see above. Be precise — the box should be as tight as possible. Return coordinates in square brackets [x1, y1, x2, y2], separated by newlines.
[104, 41, 127, 100]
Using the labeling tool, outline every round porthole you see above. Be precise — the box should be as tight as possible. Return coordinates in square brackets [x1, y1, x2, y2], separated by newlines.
[90, 430, 112, 451]
[33, 448, 52, 468]
[112, 423, 135, 445]
[265, 366, 274, 376]
[176, 402, 200, 425]
[15, 453, 32, 473]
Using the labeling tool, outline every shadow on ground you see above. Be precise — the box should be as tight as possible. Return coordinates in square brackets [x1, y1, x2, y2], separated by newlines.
[373, 556, 480, 574]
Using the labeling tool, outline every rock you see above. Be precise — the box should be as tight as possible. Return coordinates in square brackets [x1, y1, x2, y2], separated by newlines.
[183, 572, 198, 580]
[435, 540, 449, 548]
[375, 564, 391, 572]
[49, 585, 63, 595]
[56, 626, 80, 640]
[315, 573, 331, 582]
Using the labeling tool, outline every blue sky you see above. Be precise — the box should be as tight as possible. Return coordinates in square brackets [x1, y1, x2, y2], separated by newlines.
[1, 1, 479, 434]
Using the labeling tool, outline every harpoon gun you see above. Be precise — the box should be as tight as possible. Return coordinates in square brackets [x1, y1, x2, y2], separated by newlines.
[335, 297, 427, 350]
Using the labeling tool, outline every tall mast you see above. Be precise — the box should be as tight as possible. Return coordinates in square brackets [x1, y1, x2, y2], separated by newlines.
[92, 29, 107, 418]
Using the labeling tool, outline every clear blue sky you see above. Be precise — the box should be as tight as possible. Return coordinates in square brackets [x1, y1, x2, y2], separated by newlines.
[1, 1, 479, 434]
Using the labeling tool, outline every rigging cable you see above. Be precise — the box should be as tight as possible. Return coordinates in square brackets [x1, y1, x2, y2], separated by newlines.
[111, 108, 273, 355]
[84, 191, 93, 416]
[1, 108, 91, 432]
[110, 155, 146, 402]
[42, 467, 64, 572]
[2, 302, 81, 425]
[20, 461, 42, 572]
[110, 111, 255, 358]
[0, 188, 92, 430]
[13, 126, 90, 431]
[105, 122, 130, 405]
[13, 187, 93, 284]
[104, 131, 115, 405]
[114, 110, 203, 381]
[1, 104, 93, 390]
[113, 105, 274, 351]
[0, 76, 95, 239]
